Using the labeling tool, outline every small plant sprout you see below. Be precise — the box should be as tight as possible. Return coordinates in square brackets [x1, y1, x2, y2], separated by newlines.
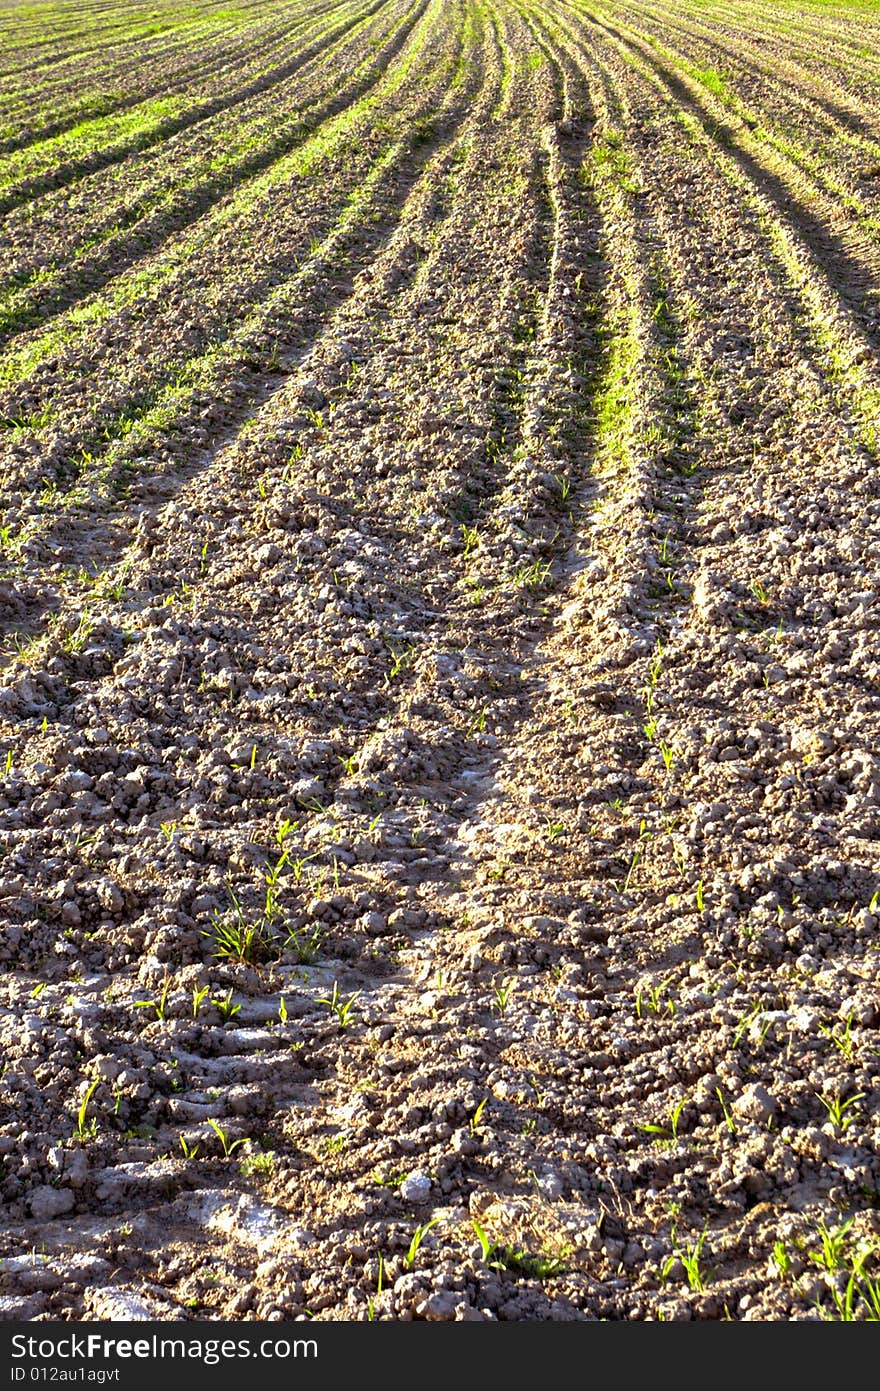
[635, 982, 675, 1018]
[239, 1151, 275, 1177]
[771, 1241, 791, 1278]
[749, 578, 770, 605]
[472, 1218, 507, 1270]
[212, 988, 241, 1022]
[206, 888, 271, 964]
[75, 1078, 101, 1139]
[513, 558, 553, 591]
[695, 879, 705, 913]
[659, 739, 676, 772]
[206, 1119, 246, 1159]
[285, 921, 324, 965]
[639, 1094, 689, 1144]
[386, 640, 417, 681]
[472, 1220, 568, 1278]
[318, 981, 360, 1029]
[810, 1219, 856, 1274]
[404, 1218, 441, 1271]
[715, 1088, 737, 1136]
[818, 1091, 865, 1133]
[133, 975, 171, 1022]
[662, 1227, 709, 1292]
[469, 1097, 489, 1137]
[461, 523, 479, 559]
[622, 819, 653, 892]
[465, 705, 487, 737]
[819, 1013, 856, 1061]
[732, 1001, 763, 1049]
[370, 1169, 407, 1190]
[179, 1135, 200, 1159]
[544, 817, 564, 842]
[823, 1270, 880, 1321]
[191, 983, 210, 1019]
[278, 995, 288, 1025]
[275, 818, 297, 848]
[491, 978, 515, 1015]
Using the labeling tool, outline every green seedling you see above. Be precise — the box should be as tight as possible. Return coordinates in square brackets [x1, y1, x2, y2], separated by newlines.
[491, 978, 515, 1015]
[206, 888, 272, 964]
[823, 1271, 880, 1320]
[472, 1220, 566, 1278]
[289, 851, 317, 883]
[239, 1151, 275, 1176]
[818, 1091, 864, 1133]
[772, 1241, 790, 1278]
[659, 740, 676, 772]
[469, 1097, 489, 1137]
[695, 879, 705, 913]
[810, 1219, 856, 1273]
[544, 818, 564, 842]
[635, 983, 674, 1018]
[275, 818, 297, 847]
[179, 1135, 200, 1159]
[622, 819, 652, 892]
[819, 1014, 856, 1061]
[461, 523, 479, 559]
[715, 1088, 737, 1136]
[212, 988, 241, 1022]
[386, 641, 417, 681]
[318, 981, 360, 1029]
[284, 921, 324, 964]
[466, 706, 487, 736]
[206, 1119, 246, 1158]
[278, 995, 288, 1025]
[191, 984, 210, 1019]
[404, 1218, 441, 1270]
[639, 1094, 688, 1143]
[662, 1227, 709, 1292]
[732, 1002, 762, 1049]
[75, 1078, 101, 1139]
[514, 559, 553, 591]
[133, 975, 171, 1022]
[370, 1169, 407, 1190]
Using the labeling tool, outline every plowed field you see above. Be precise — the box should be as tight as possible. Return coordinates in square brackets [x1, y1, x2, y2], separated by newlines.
[2, 0, 880, 1323]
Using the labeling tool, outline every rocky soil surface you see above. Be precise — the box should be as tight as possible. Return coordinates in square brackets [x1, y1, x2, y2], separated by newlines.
[1, 0, 880, 1322]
